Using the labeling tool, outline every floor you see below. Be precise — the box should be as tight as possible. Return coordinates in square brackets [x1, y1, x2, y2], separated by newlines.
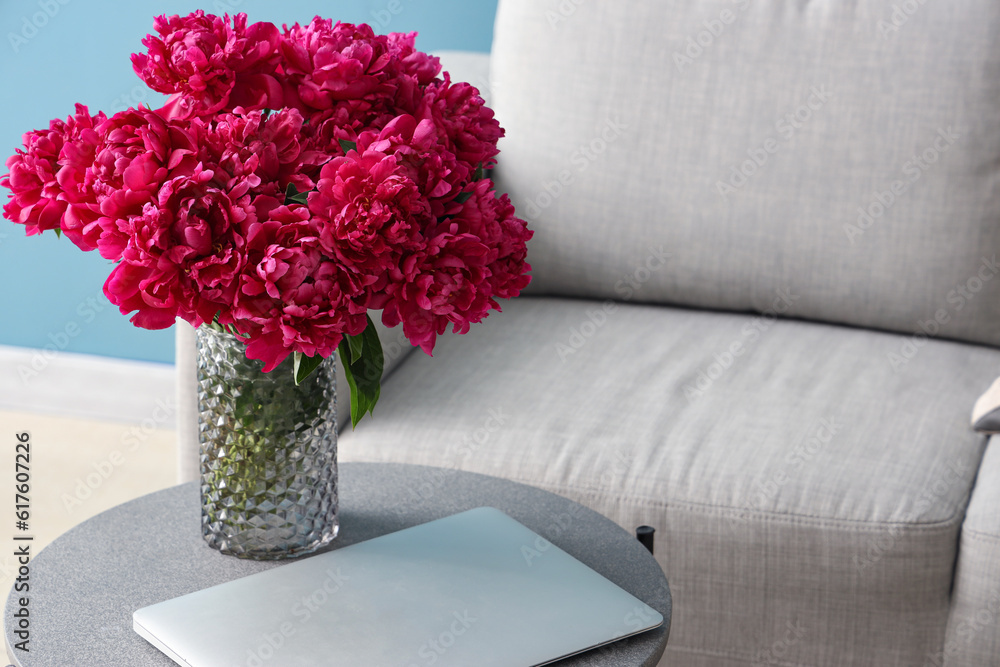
[0, 346, 178, 597]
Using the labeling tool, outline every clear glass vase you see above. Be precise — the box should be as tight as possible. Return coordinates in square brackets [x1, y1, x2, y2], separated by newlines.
[196, 325, 339, 559]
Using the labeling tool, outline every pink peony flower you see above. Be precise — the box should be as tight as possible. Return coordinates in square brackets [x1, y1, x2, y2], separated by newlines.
[304, 98, 398, 152]
[280, 19, 395, 111]
[132, 12, 282, 120]
[230, 204, 368, 371]
[447, 179, 533, 299]
[2, 104, 106, 250]
[382, 227, 493, 355]
[357, 114, 457, 202]
[95, 107, 309, 262]
[202, 107, 312, 197]
[386, 32, 442, 86]
[91, 106, 200, 260]
[103, 166, 251, 330]
[381, 181, 532, 355]
[308, 144, 430, 285]
[418, 74, 503, 181]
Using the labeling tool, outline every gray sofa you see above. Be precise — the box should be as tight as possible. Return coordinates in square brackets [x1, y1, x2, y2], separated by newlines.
[179, 1, 1000, 664]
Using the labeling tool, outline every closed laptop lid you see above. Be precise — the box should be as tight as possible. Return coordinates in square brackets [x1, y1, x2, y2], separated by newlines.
[133, 507, 663, 667]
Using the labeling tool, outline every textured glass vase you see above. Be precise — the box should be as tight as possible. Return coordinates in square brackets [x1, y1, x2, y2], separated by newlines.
[196, 325, 339, 559]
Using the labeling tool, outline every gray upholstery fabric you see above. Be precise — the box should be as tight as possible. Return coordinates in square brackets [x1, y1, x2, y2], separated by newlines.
[971, 377, 1000, 433]
[175, 320, 199, 484]
[944, 438, 1000, 667]
[490, 0, 1000, 348]
[340, 296, 998, 666]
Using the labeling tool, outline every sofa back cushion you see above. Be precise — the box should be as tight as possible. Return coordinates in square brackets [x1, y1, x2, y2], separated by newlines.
[490, 0, 1000, 347]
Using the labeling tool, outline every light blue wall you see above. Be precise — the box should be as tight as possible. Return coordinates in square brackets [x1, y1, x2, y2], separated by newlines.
[0, 0, 497, 364]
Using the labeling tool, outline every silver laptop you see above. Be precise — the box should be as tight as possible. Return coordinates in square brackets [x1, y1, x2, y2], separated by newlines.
[134, 507, 662, 666]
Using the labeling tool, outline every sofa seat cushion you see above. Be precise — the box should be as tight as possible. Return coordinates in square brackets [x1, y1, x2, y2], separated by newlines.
[340, 296, 998, 666]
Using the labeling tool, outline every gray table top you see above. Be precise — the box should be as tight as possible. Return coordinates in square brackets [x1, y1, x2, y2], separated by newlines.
[4, 462, 670, 666]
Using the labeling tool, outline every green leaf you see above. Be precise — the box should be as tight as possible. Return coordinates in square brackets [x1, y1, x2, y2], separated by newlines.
[346, 330, 364, 364]
[293, 351, 325, 385]
[53, 228, 62, 239]
[338, 314, 384, 428]
[338, 139, 357, 154]
[284, 183, 310, 206]
[454, 191, 472, 204]
[472, 162, 484, 181]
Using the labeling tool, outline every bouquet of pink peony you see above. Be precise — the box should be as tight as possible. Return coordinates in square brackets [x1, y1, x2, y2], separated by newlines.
[1, 12, 532, 425]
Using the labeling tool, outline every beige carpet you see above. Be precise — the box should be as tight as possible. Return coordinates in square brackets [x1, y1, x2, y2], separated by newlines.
[0, 410, 176, 592]
[0, 346, 179, 597]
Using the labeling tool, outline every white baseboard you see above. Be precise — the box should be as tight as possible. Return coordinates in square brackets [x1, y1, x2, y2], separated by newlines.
[0, 345, 176, 427]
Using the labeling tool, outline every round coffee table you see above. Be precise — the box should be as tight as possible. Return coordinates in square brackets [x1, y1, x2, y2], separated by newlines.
[3, 462, 670, 666]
